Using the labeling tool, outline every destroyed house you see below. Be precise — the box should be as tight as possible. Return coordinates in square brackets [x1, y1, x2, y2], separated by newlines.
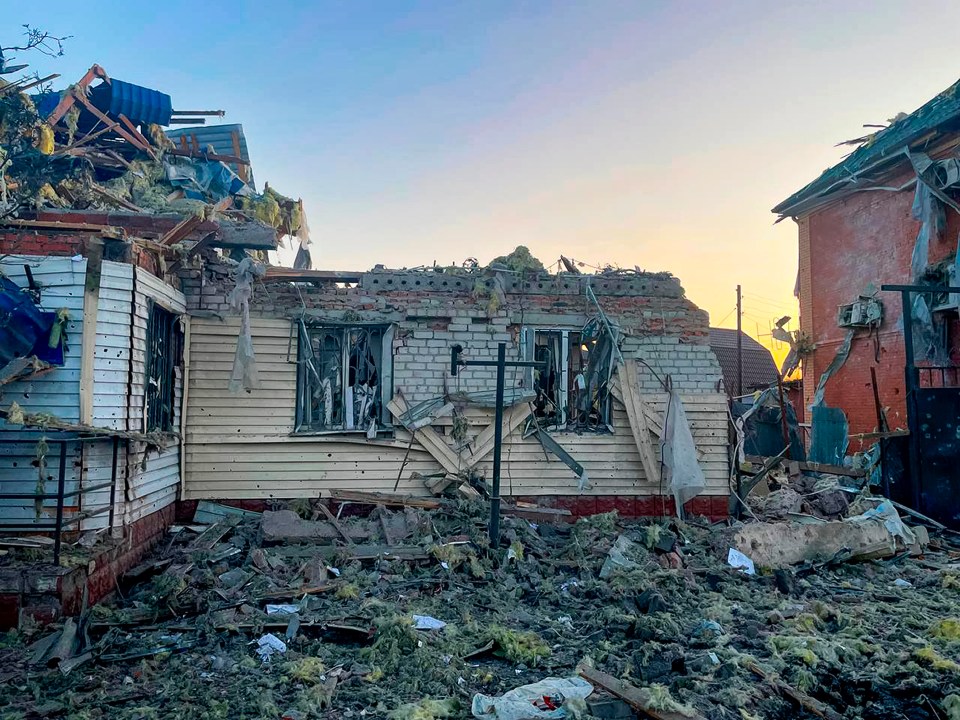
[177, 262, 730, 518]
[774, 77, 960, 524]
[0, 62, 303, 619]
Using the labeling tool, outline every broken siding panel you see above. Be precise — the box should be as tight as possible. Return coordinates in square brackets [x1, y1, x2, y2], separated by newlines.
[0, 438, 83, 525]
[0, 256, 85, 524]
[183, 316, 729, 499]
[0, 255, 86, 421]
[84, 262, 134, 530]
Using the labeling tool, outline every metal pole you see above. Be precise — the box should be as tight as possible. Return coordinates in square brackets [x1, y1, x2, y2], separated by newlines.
[489, 342, 506, 547]
[898, 289, 923, 511]
[53, 440, 67, 566]
[108, 436, 119, 531]
[736, 285, 743, 396]
[775, 374, 791, 459]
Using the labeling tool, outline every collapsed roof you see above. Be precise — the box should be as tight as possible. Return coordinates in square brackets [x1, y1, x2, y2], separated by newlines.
[0, 63, 308, 261]
[773, 78, 960, 219]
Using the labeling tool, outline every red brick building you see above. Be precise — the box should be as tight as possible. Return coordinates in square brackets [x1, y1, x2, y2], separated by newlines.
[773, 80, 960, 442]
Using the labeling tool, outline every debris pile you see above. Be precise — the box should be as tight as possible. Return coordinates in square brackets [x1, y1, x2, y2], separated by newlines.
[2, 493, 959, 719]
[1, 62, 306, 258]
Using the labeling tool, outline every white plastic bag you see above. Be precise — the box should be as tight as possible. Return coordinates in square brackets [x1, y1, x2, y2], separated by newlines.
[472, 677, 593, 720]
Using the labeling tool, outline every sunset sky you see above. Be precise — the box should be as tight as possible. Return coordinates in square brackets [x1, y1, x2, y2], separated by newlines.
[16, 1, 960, 361]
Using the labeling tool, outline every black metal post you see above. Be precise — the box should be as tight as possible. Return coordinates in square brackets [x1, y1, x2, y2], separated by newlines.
[450, 342, 543, 548]
[896, 289, 923, 511]
[490, 343, 507, 547]
[53, 441, 67, 566]
[108, 436, 119, 530]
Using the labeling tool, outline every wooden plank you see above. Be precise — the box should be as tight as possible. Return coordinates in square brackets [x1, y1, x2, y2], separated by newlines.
[615, 362, 660, 484]
[327, 490, 444, 509]
[579, 667, 707, 720]
[316, 501, 355, 544]
[388, 395, 461, 475]
[465, 402, 532, 467]
[743, 456, 866, 478]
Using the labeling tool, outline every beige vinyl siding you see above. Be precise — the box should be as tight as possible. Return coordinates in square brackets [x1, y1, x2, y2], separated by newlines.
[184, 317, 729, 500]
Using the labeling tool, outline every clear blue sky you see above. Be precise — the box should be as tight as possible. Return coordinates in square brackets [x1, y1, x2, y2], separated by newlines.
[13, 1, 960, 351]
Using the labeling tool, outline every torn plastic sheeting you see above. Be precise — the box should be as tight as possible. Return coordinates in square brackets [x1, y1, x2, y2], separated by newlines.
[811, 328, 854, 408]
[165, 156, 253, 202]
[808, 405, 849, 466]
[848, 499, 916, 548]
[228, 258, 266, 394]
[910, 180, 943, 283]
[911, 294, 942, 363]
[472, 676, 594, 720]
[599, 534, 639, 579]
[661, 389, 706, 514]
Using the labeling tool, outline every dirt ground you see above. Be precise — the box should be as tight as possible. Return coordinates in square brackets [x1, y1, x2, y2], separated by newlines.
[2, 499, 960, 720]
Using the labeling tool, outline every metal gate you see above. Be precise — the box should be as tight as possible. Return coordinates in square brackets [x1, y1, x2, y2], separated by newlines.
[883, 284, 960, 527]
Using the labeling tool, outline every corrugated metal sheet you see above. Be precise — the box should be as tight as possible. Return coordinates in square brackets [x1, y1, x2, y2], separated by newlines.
[0, 256, 86, 525]
[90, 79, 173, 126]
[164, 124, 256, 190]
[183, 317, 729, 500]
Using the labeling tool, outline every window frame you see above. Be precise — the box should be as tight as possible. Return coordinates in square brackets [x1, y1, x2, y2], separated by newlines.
[523, 327, 612, 432]
[144, 301, 182, 433]
[293, 321, 395, 435]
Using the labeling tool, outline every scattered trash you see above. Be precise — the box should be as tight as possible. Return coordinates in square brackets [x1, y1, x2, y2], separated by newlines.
[265, 604, 300, 615]
[254, 634, 287, 662]
[412, 615, 447, 630]
[727, 547, 756, 575]
[472, 677, 593, 720]
[892, 578, 913, 589]
[599, 535, 640, 578]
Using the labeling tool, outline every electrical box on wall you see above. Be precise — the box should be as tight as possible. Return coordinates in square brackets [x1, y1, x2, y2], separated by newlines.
[837, 296, 883, 328]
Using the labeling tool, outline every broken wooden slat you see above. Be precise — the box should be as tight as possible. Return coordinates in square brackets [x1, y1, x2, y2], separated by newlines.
[614, 362, 661, 484]
[0, 218, 123, 238]
[465, 402, 532, 467]
[187, 516, 240, 551]
[743, 455, 866, 479]
[744, 661, 843, 720]
[388, 396, 462, 475]
[89, 184, 143, 212]
[327, 489, 443, 510]
[579, 667, 707, 720]
[345, 544, 430, 561]
[159, 214, 204, 246]
[316, 502, 355, 545]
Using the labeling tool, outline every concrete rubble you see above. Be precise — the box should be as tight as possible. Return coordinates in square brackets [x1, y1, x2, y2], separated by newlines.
[1, 489, 959, 720]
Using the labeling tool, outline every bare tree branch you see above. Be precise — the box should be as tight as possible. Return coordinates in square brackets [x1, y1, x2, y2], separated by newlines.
[1, 25, 71, 59]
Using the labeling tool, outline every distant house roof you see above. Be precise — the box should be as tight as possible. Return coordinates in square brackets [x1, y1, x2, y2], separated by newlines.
[773, 78, 960, 217]
[709, 328, 779, 395]
[165, 124, 256, 190]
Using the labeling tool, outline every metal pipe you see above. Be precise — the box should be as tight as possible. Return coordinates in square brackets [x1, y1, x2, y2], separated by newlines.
[490, 343, 506, 548]
[53, 441, 68, 566]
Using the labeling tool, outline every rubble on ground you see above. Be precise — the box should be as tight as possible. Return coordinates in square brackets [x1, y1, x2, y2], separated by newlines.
[1, 490, 959, 720]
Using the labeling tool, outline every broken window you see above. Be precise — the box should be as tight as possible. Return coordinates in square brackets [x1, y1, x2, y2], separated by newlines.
[145, 303, 182, 432]
[524, 324, 611, 431]
[295, 324, 394, 434]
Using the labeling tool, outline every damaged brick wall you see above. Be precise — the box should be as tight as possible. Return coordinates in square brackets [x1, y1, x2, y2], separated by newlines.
[177, 260, 728, 504]
[180, 261, 723, 402]
[801, 184, 960, 434]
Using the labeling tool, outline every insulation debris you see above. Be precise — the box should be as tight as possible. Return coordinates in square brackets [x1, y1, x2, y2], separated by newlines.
[1, 493, 957, 719]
